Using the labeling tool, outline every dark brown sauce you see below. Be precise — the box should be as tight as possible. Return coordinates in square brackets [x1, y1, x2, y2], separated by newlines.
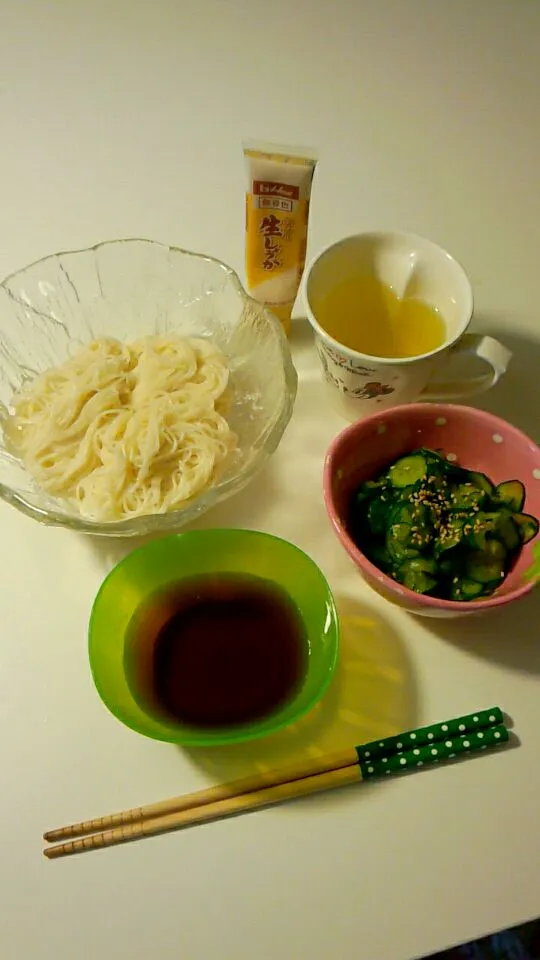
[125, 573, 307, 728]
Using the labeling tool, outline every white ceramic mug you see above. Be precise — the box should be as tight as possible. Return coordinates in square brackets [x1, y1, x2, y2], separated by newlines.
[304, 232, 511, 420]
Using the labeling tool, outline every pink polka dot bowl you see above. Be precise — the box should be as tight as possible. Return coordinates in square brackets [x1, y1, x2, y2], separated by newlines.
[323, 403, 540, 618]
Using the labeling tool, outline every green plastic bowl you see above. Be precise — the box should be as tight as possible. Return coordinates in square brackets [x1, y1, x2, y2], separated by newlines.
[88, 529, 340, 746]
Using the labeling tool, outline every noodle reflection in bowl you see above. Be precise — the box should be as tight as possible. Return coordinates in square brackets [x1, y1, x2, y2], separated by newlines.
[0, 239, 297, 535]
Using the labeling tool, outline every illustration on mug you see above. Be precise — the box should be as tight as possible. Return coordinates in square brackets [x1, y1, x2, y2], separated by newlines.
[352, 381, 395, 400]
[317, 344, 396, 399]
[318, 342, 376, 376]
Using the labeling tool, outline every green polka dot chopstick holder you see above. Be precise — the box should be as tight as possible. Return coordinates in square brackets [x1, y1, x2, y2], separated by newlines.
[357, 706, 503, 763]
[356, 707, 507, 781]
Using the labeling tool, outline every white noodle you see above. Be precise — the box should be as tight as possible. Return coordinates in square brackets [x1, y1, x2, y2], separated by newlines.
[2, 335, 237, 521]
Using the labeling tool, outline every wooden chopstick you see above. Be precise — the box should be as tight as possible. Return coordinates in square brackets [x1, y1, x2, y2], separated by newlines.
[43, 709, 508, 860]
[44, 764, 361, 858]
[44, 706, 504, 845]
[44, 747, 358, 842]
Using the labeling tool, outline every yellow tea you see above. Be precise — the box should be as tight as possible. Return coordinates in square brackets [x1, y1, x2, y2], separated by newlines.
[314, 274, 446, 359]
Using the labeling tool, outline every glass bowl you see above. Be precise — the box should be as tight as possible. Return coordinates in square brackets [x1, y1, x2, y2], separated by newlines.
[89, 529, 340, 746]
[0, 239, 297, 535]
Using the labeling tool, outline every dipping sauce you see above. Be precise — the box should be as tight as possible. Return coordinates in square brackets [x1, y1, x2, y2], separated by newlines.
[125, 573, 308, 728]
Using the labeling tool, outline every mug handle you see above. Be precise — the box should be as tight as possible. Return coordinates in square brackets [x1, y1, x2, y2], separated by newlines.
[420, 334, 512, 401]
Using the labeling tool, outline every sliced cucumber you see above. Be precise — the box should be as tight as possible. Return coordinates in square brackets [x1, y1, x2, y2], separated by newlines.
[349, 446, 538, 603]
[410, 524, 434, 552]
[436, 516, 465, 554]
[442, 462, 469, 483]
[386, 540, 421, 563]
[390, 522, 413, 544]
[450, 483, 486, 510]
[495, 479, 525, 512]
[484, 539, 507, 562]
[363, 478, 387, 493]
[386, 524, 420, 562]
[439, 551, 463, 578]
[418, 448, 449, 472]
[466, 550, 505, 584]
[355, 478, 388, 504]
[419, 448, 443, 462]
[425, 471, 451, 493]
[368, 543, 393, 572]
[391, 503, 416, 526]
[395, 557, 437, 594]
[450, 578, 484, 601]
[466, 511, 501, 550]
[468, 471, 495, 496]
[498, 510, 521, 551]
[461, 579, 485, 599]
[391, 501, 433, 550]
[367, 498, 391, 536]
[388, 454, 427, 488]
[512, 512, 539, 544]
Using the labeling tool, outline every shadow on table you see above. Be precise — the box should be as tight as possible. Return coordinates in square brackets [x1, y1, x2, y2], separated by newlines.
[184, 594, 418, 811]
[465, 319, 540, 442]
[289, 315, 313, 349]
[427, 585, 540, 675]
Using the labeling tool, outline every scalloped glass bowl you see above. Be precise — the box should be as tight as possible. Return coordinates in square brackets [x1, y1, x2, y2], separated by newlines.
[0, 239, 297, 535]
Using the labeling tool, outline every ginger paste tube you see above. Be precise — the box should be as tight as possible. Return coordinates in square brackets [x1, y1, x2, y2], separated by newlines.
[243, 140, 318, 335]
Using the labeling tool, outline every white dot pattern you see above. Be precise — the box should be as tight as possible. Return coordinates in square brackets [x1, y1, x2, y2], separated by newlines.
[492, 433, 503, 444]
[533, 468, 540, 480]
[357, 709, 505, 780]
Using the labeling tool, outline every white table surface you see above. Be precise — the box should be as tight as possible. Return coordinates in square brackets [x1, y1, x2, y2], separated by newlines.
[1, 2, 540, 958]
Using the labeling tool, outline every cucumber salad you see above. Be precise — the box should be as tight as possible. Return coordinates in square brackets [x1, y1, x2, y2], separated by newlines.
[349, 448, 539, 601]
